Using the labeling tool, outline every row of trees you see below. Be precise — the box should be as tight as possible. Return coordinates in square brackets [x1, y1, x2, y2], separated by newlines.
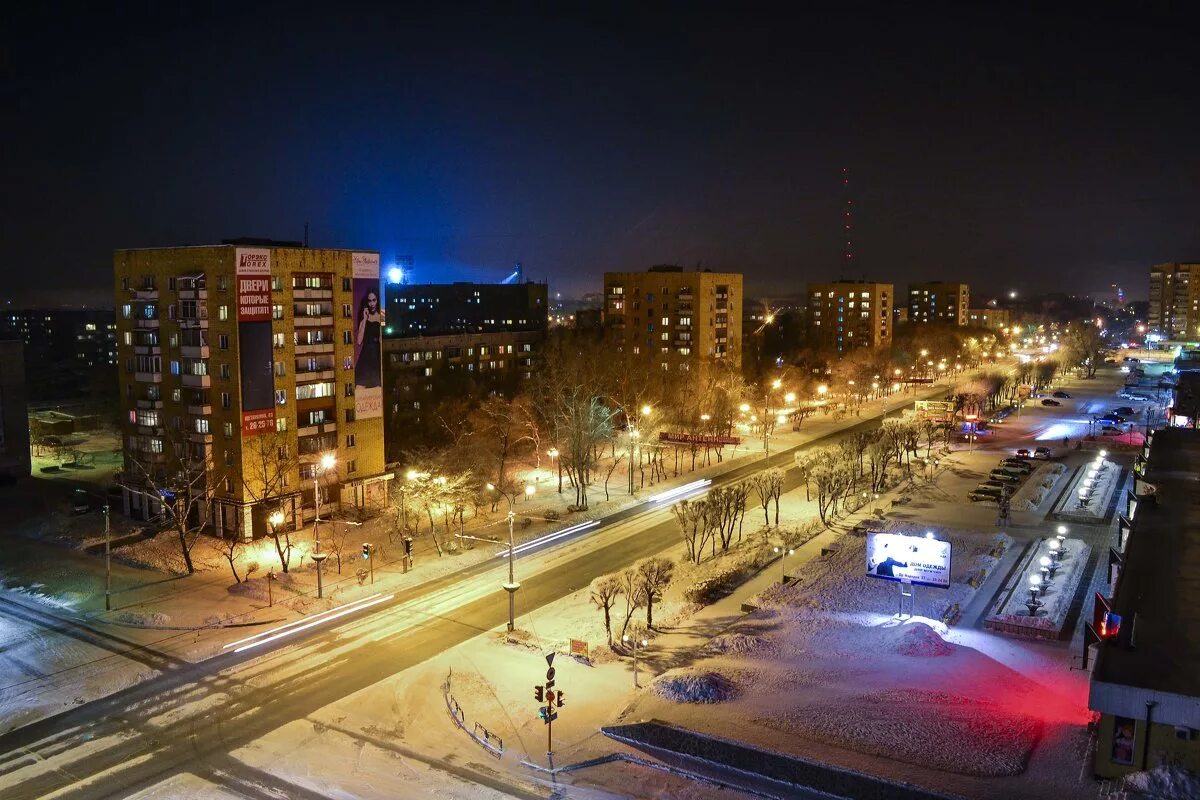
[590, 556, 676, 645]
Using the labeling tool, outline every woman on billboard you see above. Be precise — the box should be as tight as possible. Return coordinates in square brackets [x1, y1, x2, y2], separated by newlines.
[354, 288, 384, 390]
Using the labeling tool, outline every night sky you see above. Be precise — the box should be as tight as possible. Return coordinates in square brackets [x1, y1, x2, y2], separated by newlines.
[4, 5, 1197, 305]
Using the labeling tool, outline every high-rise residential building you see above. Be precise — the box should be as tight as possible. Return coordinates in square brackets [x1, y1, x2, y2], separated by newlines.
[806, 281, 894, 352]
[113, 241, 390, 539]
[1148, 262, 1200, 339]
[381, 281, 548, 454]
[967, 307, 1011, 330]
[0, 340, 31, 479]
[1, 308, 118, 401]
[908, 282, 969, 325]
[603, 267, 742, 373]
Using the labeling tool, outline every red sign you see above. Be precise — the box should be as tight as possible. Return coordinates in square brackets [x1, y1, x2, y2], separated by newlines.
[242, 408, 276, 436]
[237, 276, 272, 322]
[569, 639, 588, 658]
[659, 432, 741, 447]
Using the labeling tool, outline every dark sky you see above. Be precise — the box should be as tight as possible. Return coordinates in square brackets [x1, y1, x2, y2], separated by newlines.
[4, 4, 1197, 305]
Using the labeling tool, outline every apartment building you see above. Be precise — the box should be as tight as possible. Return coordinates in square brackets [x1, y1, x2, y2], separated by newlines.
[908, 282, 969, 325]
[806, 281, 894, 352]
[967, 307, 1012, 330]
[113, 241, 390, 539]
[603, 267, 742, 373]
[1148, 262, 1200, 340]
[382, 281, 547, 455]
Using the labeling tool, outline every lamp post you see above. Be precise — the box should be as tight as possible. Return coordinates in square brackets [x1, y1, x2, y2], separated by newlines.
[773, 545, 795, 584]
[490, 481, 536, 632]
[548, 448, 561, 493]
[622, 633, 649, 688]
[312, 453, 336, 599]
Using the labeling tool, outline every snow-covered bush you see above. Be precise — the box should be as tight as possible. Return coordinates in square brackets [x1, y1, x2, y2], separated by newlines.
[651, 669, 739, 703]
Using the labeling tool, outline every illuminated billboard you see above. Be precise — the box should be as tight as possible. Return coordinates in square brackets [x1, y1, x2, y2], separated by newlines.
[351, 252, 383, 419]
[865, 532, 952, 588]
[236, 247, 276, 436]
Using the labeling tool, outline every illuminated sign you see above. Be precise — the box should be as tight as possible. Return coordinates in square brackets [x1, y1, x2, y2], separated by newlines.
[865, 532, 952, 589]
[658, 432, 741, 447]
[236, 247, 276, 436]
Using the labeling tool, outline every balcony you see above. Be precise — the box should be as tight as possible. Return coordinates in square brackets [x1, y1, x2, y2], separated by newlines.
[296, 341, 335, 355]
[136, 425, 164, 437]
[131, 288, 159, 301]
[295, 368, 335, 383]
[294, 287, 333, 300]
[294, 315, 334, 327]
[297, 421, 337, 438]
[134, 371, 163, 383]
[178, 288, 208, 301]
[136, 398, 163, 410]
[133, 344, 161, 355]
[677, 292, 694, 301]
[135, 318, 160, 329]
[181, 374, 211, 388]
[180, 345, 210, 358]
[187, 403, 213, 416]
[188, 432, 214, 444]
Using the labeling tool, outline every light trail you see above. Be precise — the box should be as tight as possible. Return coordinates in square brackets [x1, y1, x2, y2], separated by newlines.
[226, 593, 394, 653]
[500, 520, 601, 559]
[648, 478, 711, 504]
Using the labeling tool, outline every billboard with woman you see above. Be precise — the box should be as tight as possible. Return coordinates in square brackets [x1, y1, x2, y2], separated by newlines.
[351, 252, 383, 419]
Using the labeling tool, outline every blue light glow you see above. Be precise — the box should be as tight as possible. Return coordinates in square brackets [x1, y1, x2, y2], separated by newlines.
[387, 267, 404, 284]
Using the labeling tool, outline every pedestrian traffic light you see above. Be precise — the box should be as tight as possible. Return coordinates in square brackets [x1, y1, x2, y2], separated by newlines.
[362, 543, 370, 560]
[555, 689, 565, 707]
[534, 686, 544, 702]
[403, 537, 413, 555]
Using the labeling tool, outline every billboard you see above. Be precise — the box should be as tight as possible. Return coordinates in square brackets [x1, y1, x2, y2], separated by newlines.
[236, 248, 276, 436]
[865, 532, 952, 588]
[659, 432, 741, 447]
[352, 252, 383, 419]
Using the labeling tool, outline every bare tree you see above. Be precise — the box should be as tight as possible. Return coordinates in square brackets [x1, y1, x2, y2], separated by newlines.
[242, 428, 301, 573]
[636, 557, 675, 629]
[219, 535, 252, 583]
[671, 498, 709, 565]
[590, 574, 624, 647]
[618, 568, 647, 638]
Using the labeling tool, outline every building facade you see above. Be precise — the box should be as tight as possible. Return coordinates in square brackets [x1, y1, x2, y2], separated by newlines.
[0, 340, 31, 479]
[806, 281, 894, 352]
[908, 282, 969, 325]
[1, 308, 118, 402]
[1148, 262, 1200, 340]
[967, 307, 1011, 330]
[113, 242, 390, 540]
[382, 282, 548, 456]
[603, 267, 743, 373]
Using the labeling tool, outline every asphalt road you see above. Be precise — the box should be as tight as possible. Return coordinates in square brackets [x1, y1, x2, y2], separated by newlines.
[0, 387, 947, 800]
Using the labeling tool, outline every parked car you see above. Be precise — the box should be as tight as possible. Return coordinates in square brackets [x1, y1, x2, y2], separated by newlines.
[1112, 406, 1135, 416]
[968, 486, 1004, 501]
[989, 407, 1016, 424]
[1100, 424, 1123, 435]
[1097, 415, 1126, 425]
[1041, 398, 1062, 406]
[989, 469, 1022, 483]
[979, 480, 1010, 491]
[1033, 447, 1053, 459]
[1052, 391, 1071, 398]
[999, 460, 1033, 474]
[1015, 448, 1031, 458]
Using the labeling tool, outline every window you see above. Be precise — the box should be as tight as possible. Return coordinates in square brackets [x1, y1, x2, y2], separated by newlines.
[273, 332, 285, 349]
[346, 434, 356, 448]
[296, 382, 334, 400]
[169, 360, 181, 375]
[271, 276, 283, 291]
[220, 363, 230, 379]
[194, 418, 210, 434]
[272, 304, 285, 320]
[276, 417, 288, 432]
[274, 361, 286, 377]
[223, 422, 234, 437]
[172, 388, 181, 402]
[343, 331, 353, 345]
[345, 408, 356, 423]
[224, 450, 233, 466]
[219, 334, 229, 350]
[344, 382, 354, 397]
[343, 356, 352, 370]
[223, 478, 233, 493]
[275, 389, 287, 406]
[342, 278, 352, 291]
[122, 304, 132, 318]
[148, 438, 164, 453]
[661, 317, 669, 325]
[342, 303, 352, 318]
[346, 460, 357, 474]
[221, 392, 231, 409]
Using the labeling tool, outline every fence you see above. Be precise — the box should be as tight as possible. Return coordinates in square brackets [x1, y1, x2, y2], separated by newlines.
[443, 668, 504, 758]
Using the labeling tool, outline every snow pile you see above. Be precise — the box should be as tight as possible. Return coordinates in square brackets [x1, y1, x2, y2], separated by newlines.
[1123, 765, 1200, 799]
[768, 688, 1042, 776]
[705, 631, 773, 656]
[651, 669, 739, 704]
[111, 610, 172, 627]
[893, 622, 953, 657]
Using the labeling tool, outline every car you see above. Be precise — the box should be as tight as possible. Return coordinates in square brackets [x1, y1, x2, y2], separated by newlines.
[968, 486, 1004, 501]
[978, 480, 1010, 491]
[1052, 391, 1071, 398]
[1041, 398, 1061, 406]
[988, 469, 1022, 483]
[1015, 448, 1031, 458]
[999, 460, 1033, 473]
[1112, 406, 1135, 416]
[1097, 415, 1126, 425]
[1033, 446, 1052, 459]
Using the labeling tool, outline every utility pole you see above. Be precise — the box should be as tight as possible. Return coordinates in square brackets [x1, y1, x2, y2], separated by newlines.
[103, 504, 111, 611]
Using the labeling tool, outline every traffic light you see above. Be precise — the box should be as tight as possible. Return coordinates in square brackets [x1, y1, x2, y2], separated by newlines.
[534, 686, 544, 703]
[362, 543, 371, 560]
[555, 689, 565, 708]
[403, 537, 413, 555]
[545, 690, 555, 707]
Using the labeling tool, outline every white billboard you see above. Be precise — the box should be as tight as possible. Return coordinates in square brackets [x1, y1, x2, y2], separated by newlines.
[866, 532, 952, 588]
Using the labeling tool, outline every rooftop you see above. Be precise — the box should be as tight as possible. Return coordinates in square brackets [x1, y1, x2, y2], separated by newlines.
[1093, 427, 1200, 697]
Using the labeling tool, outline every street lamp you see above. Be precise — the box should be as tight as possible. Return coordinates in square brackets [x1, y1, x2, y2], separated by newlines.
[489, 482, 536, 632]
[623, 633, 649, 687]
[311, 453, 336, 599]
[784, 392, 796, 404]
[817, 384, 828, 397]
[773, 545, 795, 584]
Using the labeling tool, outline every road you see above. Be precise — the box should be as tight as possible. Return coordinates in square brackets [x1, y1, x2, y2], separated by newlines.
[0, 384, 954, 800]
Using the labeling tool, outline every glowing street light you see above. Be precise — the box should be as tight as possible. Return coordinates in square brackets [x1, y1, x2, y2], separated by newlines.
[623, 633, 650, 687]
[641, 404, 653, 417]
[784, 392, 796, 404]
[773, 545, 795, 583]
[739, 402, 751, 412]
[771, 378, 782, 390]
[817, 385, 828, 396]
[489, 482, 536, 632]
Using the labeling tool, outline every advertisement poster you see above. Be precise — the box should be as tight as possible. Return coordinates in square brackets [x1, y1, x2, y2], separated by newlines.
[351, 252, 383, 419]
[1111, 717, 1135, 765]
[865, 532, 952, 588]
[236, 248, 276, 436]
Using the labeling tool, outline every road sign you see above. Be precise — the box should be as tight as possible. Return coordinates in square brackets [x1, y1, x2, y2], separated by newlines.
[570, 639, 589, 659]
